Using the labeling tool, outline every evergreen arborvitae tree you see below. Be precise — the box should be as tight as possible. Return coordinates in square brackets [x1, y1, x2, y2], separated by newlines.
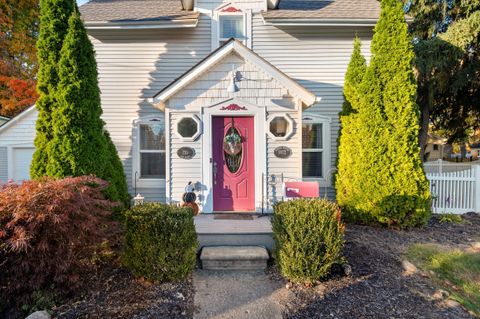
[335, 37, 367, 207]
[31, 0, 75, 178]
[338, 0, 431, 228]
[47, 8, 129, 203]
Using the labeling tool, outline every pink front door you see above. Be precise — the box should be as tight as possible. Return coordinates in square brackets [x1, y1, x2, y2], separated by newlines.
[212, 116, 255, 211]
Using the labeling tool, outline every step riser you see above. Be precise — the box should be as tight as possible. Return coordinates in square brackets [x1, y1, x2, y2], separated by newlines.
[202, 259, 268, 270]
[200, 246, 270, 271]
[197, 234, 274, 251]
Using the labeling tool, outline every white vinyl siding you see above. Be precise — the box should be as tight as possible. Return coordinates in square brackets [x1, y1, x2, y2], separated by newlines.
[0, 147, 7, 182]
[168, 112, 202, 205]
[88, 15, 212, 202]
[252, 15, 373, 198]
[167, 52, 302, 209]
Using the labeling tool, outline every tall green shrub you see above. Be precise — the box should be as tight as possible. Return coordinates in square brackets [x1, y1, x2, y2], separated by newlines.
[336, 37, 367, 201]
[337, 0, 431, 228]
[31, 0, 75, 178]
[35, 8, 129, 203]
[272, 199, 345, 284]
[123, 203, 198, 282]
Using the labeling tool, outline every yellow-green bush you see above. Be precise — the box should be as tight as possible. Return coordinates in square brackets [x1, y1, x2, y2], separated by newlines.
[272, 199, 345, 284]
[335, 0, 431, 228]
[122, 203, 198, 282]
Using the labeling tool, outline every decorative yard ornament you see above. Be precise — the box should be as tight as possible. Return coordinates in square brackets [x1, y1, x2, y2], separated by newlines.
[133, 193, 144, 206]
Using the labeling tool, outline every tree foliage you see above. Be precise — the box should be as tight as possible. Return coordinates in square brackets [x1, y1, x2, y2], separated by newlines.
[32, 4, 129, 204]
[406, 0, 480, 154]
[0, 176, 119, 310]
[31, 0, 75, 178]
[336, 37, 367, 203]
[0, 0, 39, 116]
[336, 0, 431, 228]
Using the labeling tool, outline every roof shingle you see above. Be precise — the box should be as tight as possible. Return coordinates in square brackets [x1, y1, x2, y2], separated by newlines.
[79, 0, 199, 23]
[262, 0, 381, 21]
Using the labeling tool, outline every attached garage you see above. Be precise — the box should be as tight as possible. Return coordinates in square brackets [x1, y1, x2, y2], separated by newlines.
[0, 106, 37, 184]
[9, 146, 35, 181]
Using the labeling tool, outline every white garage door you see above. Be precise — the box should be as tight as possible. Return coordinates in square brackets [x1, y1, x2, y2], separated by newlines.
[12, 147, 35, 181]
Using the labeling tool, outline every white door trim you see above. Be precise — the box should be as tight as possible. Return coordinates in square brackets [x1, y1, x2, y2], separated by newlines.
[201, 99, 266, 213]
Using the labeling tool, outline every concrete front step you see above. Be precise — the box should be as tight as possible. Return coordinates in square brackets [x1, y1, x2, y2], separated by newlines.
[200, 246, 270, 270]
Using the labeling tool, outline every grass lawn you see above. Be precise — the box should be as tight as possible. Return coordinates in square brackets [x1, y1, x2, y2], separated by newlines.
[407, 244, 480, 317]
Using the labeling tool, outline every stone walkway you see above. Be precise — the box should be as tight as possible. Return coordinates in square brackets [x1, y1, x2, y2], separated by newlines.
[193, 270, 284, 319]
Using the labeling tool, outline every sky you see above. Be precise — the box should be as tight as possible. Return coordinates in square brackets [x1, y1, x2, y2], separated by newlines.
[77, 0, 89, 5]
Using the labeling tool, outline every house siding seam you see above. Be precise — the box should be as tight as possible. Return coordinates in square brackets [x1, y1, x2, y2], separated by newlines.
[252, 14, 373, 198]
[0, 147, 7, 182]
[88, 14, 212, 200]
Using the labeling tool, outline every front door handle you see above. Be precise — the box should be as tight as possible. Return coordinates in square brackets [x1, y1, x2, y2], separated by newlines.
[213, 162, 218, 185]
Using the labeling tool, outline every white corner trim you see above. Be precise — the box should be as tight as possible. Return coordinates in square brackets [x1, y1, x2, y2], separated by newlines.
[152, 40, 317, 109]
[266, 113, 294, 141]
[174, 114, 202, 142]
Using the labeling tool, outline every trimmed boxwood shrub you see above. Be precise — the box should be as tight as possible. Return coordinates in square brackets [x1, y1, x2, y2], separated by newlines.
[272, 199, 345, 284]
[122, 203, 198, 282]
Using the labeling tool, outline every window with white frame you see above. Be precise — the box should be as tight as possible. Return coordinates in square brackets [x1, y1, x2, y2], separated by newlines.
[302, 116, 330, 179]
[137, 120, 166, 179]
[267, 114, 294, 140]
[219, 14, 245, 45]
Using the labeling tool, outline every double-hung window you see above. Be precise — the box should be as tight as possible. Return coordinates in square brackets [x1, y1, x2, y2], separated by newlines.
[302, 115, 331, 181]
[136, 119, 166, 180]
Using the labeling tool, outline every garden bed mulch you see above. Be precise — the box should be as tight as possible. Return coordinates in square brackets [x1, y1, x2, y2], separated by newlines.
[52, 265, 194, 319]
[271, 213, 480, 319]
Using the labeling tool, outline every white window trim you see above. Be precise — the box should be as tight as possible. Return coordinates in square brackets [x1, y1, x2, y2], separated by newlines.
[301, 114, 332, 186]
[132, 115, 166, 188]
[175, 114, 202, 141]
[266, 113, 294, 141]
[211, 8, 252, 50]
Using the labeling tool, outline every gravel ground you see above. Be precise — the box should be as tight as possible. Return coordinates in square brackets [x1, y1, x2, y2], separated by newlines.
[53, 266, 194, 319]
[272, 213, 480, 319]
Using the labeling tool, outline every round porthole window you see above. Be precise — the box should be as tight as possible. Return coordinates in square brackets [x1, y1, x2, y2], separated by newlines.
[176, 116, 201, 141]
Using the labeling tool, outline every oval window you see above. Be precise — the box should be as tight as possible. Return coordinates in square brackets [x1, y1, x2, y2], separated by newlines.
[223, 127, 242, 173]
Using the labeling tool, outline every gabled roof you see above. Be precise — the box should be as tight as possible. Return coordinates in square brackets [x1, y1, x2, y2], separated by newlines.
[262, 0, 381, 26]
[152, 39, 318, 109]
[79, 0, 200, 29]
[0, 106, 36, 134]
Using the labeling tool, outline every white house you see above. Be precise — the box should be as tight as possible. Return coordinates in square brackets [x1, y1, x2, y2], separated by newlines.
[0, 116, 9, 127]
[0, 0, 378, 213]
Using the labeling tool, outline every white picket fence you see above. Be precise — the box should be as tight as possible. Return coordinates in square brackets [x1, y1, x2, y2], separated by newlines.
[424, 160, 480, 214]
